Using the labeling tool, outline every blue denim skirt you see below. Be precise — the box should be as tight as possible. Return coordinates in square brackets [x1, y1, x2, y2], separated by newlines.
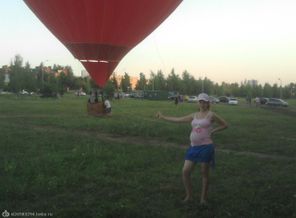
[185, 144, 215, 167]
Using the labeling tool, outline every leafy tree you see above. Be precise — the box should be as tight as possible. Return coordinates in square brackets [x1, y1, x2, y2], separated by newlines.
[166, 68, 181, 91]
[89, 78, 100, 90]
[57, 66, 76, 92]
[40, 82, 58, 98]
[0, 68, 5, 89]
[34, 63, 44, 89]
[272, 84, 280, 98]
[110, 73, 119, 90]
[147, 71, 156, 90]
[8, 55, 26, 92]
[22, 62, 37, 91]
[154, 70, 166, 90]
[7, 58, 43, 92]
[263, 83, 273, 97]
[203, 77, 215, 95]
[135, 72, 147, 90]
[220, 82, 232, 96]
[196, 77, 215, 95]
[103, 80, 115, 98]
[13, 54, 23, 68]
[229, 83, 240, 97]
[212, 83, 223, 96]
[75, 77, 91, 93]
[180, 70, 195, 94]
[120, 72, 131, 92]
[285, 83, 295, 98]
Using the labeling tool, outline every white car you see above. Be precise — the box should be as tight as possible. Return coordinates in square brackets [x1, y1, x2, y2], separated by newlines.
[188, 96, 198, 103]
[228, 98, 238, 105]
[20, 90, 29, 95]
[75, 91, 86, 96]
[209, 96, 220, 104]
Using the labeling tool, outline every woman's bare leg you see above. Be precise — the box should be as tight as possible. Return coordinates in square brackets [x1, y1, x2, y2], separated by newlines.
[200, 163, 210, 204]
[182, 160, 195, 201]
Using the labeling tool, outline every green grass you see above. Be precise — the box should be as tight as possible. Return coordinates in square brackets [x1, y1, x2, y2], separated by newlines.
[287, 99, 296, 107]
[0, 95, 296, 217]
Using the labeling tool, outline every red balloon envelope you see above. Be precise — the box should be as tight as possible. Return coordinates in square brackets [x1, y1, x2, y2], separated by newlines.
[24, 0, 182, 87]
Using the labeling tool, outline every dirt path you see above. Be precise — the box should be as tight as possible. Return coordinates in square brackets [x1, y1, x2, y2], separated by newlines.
[24, 124, 296, 161]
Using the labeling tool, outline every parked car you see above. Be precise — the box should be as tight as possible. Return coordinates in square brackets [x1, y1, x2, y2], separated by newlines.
[183, 95, 189, 101]
[209, 96, 220, 104]
[259, 97, 269, 104]
[188, 96, 198, 103]
[218, 96, 229, 103]
[168, 91, 179, 100]
[168, 95, 179, 100]
[265, 98, 288, 107]
[0, 91, 12, 95]
[19, 90, 29, 95]
[228, 98, 238, 105]
[124, 93, 132, 98]
[75, 90, 86, 96]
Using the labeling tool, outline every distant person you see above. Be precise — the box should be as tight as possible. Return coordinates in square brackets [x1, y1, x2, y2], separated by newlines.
[88, 91, 96, 104]
[255, 97, 260, 107]
[174, 95, 179, 106]
[179, 95, 183, 103]
[95, 90, 99, 103]
[115, 92, 120, 100]
[100, 90, 105, 102]
[246, 96, 252, 106]
[156, 93, 228, 205]
[104, 97, 112, 115]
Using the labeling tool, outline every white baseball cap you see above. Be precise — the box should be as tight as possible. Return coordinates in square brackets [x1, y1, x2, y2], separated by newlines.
[197, 93, 210, 102]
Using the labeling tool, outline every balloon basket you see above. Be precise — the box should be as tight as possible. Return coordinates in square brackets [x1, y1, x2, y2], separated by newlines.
[87, 102, 108, 117]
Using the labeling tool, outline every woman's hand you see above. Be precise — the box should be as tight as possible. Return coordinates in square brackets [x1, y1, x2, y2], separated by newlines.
[156, 111, 162, 119]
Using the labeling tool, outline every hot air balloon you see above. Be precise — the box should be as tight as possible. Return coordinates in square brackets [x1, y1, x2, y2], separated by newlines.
[24, 0, 182, 87]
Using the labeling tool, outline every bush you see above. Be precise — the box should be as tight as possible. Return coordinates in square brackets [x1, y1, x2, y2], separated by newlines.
[40, 83, 58, 98]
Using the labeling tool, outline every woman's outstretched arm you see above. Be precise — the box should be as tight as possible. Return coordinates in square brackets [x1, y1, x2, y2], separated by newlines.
[156, 112, 194, 123]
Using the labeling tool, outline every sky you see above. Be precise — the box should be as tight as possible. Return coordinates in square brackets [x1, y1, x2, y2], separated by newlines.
[1, 0, 296, 85]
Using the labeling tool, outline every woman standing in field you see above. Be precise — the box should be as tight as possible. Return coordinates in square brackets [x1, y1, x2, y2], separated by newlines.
[156, 93, 228, 204]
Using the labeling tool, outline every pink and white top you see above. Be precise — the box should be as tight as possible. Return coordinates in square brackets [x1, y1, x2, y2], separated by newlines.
[190, 112, 213, 146]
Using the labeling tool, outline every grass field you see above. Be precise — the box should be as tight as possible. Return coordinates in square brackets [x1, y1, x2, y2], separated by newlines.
[1, 94, 296, 218]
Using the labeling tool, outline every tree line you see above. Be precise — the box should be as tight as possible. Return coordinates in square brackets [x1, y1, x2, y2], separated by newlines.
[127, 69, 295, 99]
[0, 55, 295, 99]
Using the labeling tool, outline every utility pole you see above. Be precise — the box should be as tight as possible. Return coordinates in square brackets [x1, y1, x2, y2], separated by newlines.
[202, 78, 204, 92]
[278, 78, 282, 99]
[201, 75, 205, 93]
